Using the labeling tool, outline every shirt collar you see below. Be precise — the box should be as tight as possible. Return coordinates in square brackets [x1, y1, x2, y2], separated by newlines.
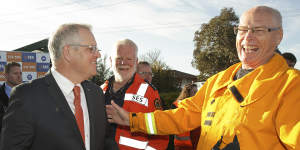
[4, 82, 12, 98]
[51, 67, 79, 96]
[4, 82, 12, 90]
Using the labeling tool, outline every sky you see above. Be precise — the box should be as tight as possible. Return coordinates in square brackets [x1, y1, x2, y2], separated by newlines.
[0, 0, 299, 75]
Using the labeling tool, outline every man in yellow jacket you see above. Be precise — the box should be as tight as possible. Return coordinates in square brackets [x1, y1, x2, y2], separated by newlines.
[106, 6, 300, 150]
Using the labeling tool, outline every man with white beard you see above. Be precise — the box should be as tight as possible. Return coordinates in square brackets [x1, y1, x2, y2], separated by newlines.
[101, 39, 168, 150]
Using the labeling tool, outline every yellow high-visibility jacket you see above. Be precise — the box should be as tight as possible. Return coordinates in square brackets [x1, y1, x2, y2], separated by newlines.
[130, 54, 300, 150]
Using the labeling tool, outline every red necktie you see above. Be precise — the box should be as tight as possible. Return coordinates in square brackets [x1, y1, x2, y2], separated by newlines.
[73, 86, 85, 143]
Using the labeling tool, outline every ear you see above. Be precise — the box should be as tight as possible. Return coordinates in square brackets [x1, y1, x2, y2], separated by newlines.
[62, 45, 72, 63]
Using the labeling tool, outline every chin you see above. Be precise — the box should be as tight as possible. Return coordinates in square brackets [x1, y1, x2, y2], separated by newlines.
[116, 72, 134, 82]
[121, 73, 132, 81]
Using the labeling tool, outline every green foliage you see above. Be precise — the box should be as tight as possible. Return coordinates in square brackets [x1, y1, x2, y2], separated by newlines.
[90, 55, 112, 86]
[152, 69, 180, 93]
[159, 91, 180, 109]
[192, 8, 240, 81]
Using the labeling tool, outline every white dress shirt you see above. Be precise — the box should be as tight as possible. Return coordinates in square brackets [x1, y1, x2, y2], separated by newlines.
[51, 68, 90, 150]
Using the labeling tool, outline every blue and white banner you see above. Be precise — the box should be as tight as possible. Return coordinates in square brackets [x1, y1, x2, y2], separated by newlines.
[0, 51, 50, 84]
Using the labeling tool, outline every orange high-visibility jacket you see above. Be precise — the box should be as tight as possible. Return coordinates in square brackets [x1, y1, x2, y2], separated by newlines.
[102, 74, 168, 150]
[130, 54, 300, 150]
[173, 100, 193, 149]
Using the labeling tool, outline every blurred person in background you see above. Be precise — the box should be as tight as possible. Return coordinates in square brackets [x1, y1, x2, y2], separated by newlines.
[172, 83, 199, 150]
[137, 61, 153, 83]
[282, 52, 297, 68]
[0, 62, 22, 133]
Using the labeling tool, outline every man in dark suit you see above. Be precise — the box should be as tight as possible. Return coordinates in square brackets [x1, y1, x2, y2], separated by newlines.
[0, 62, 22, 134]
[0, 23, 111, 150]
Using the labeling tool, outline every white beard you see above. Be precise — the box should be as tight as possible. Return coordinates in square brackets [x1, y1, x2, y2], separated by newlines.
[112, 64, 136, 82]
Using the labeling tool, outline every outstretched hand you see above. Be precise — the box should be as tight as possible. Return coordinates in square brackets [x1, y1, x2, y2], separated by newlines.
[106, 100, 130, 126]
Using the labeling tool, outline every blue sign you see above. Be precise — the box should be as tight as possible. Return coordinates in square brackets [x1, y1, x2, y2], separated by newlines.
[41, 56, 47, 62]
[0, 62, 7, 72]
[36, 63, 50, 72]
[22, 52, 36, 62]
[27, 74, 32, 80]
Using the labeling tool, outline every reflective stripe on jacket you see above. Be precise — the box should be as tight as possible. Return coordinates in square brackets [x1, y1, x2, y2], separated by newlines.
[130, 54, 300, 150]
[102, 74, 169, 150]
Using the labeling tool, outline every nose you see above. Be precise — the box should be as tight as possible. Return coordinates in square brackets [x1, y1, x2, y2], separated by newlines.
[244, 29, 255, 39]
[241, 30, 255, 44]
[118, 59, 130, 65]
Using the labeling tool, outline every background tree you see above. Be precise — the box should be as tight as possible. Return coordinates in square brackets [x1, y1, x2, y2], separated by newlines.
[90, 55, 112, 86]
[192, 7, 240, 81]
[139, 49, 169, 71]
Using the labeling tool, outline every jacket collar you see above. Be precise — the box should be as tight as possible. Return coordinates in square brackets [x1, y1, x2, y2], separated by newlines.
[209, 54, 289, 105]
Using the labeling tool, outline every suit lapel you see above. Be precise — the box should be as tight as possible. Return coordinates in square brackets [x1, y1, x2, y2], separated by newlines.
[82, 81, 95, 150]
[44, 72, 86, 147]
[1, 83, 9, 107]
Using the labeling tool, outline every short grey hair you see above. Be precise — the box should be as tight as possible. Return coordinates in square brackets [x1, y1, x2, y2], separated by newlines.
[138, 61, 150, 66]
[113, 39, 138, 57]
[48, 23, 92, 63]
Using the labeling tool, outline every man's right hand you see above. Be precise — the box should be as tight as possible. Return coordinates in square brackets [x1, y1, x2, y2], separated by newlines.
[106, 100, 130, 126]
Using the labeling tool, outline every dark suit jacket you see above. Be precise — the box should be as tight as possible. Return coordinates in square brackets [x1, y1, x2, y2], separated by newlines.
[0, 83, 9, 134]
[0, 83, 9, 107]
[0, 72, 111, 150]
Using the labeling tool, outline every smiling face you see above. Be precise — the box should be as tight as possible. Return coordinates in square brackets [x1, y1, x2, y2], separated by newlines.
[236, 7, 283, 69]
[70, 28, 100, 80]
[111, 43, 138, 83]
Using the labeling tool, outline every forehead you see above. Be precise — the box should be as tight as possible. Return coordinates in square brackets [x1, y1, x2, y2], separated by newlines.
[78, 28, 96, 44]
[138, 64, 151, 70]
[115, 45, 136, 57]
[8, 66, 21, 72]
[240, 9, 275, 27]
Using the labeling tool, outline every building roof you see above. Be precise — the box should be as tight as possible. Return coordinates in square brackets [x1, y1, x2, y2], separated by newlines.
[14, 38, 49, 52]
[169, 70, 198, 81]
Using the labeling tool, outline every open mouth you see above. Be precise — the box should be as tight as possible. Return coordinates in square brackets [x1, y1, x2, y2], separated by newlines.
[242, 45, 259, 53]
[118, 65, 130, 71]
[91, 61, 97, 67]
